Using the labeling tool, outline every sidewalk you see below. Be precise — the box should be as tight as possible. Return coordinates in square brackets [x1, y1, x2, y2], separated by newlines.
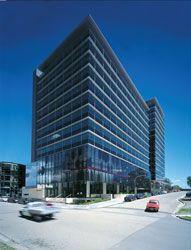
[54, 197, 124, 210]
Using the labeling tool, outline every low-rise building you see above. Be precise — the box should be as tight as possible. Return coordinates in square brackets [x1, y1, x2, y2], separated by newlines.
[0, 162, 26, 198]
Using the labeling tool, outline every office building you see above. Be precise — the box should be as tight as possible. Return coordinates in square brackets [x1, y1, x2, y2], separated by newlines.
[0, 162, 26, 197]
[32, 16, 163, 197]
[146, 98, 165, 180]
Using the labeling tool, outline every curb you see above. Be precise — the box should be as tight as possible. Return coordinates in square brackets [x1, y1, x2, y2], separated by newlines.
[173, 195, 185, 215]
[56, 198, 124, 210]
[176, 214, 191, 217]
[176, 214, 191, 221]
[0, 232, 28, 250]
[173, 195, 191, 220]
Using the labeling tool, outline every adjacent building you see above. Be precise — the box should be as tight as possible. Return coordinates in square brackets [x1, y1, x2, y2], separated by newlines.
[146, 98, 165, 180]
[0, 162, 26, 198]
[31, 16, 164, 197]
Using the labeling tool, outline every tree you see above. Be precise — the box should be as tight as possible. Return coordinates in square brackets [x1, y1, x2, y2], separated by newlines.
[163, 178, 172, 191]
[172, 185, 181, 191]
[163, 177, 172, 184]
[187, 176, 191, 188]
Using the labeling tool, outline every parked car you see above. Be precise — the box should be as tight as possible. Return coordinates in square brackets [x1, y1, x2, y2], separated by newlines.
[19, 201, 59, 221]
[145, 199, 160, 212]
[18, 198, 43, 204]
[18, 198, 29, 204]
[0, 196, 9, 202]
[161, 191, 167, 194]
[186, 192, 191, 198]
[135, 193, 145, 199]
[151, 191, 162, 196]
[124, 194, 137, 202]
[8, 197, 18, 203]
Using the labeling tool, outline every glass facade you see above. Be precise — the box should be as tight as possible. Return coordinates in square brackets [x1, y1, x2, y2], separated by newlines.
[32, 16, 155, 197]
[146, 99, 165, 180]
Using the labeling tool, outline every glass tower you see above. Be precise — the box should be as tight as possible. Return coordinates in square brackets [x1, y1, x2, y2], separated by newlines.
[146, 98, 165, 180]
[32, 16, 155, 197]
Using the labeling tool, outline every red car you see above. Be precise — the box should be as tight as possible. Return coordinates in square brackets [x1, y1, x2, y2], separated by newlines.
[145, 199, 160, 212]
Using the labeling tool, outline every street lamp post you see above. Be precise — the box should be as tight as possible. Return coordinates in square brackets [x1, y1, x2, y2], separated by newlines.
[134, 175, 146, 194]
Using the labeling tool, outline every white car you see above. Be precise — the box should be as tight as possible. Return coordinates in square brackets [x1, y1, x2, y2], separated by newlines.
[161, 190, 167, 194]
[0, 196, 9, 202]
[19, 201, 59, 221]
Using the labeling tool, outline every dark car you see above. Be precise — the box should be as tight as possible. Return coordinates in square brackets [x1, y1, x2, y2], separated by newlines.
[18, 197, 43, 204]
[135, 193, 145, 199]
[18, 198, 28, 204]
[151, 191, 161, 196]
[124, 194, 136, 202]
[28, 198, 43, 203]
[186, 192, 191, 198]
[8, 197, 18, 203]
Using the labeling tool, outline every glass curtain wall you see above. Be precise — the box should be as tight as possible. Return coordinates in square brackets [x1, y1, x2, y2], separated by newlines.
[33, 17, 151, 197]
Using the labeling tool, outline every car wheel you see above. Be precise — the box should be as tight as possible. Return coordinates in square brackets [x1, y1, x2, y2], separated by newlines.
[48, 214, 53, 219]
[33, 215, 42, 222]
[19, 211, 24, 217]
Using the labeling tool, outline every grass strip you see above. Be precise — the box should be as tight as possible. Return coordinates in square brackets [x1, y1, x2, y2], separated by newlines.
[74, 198, 109, 204]
[180, 216, 191, 221]
[177, 208, 191, 214]
[0, 242, 16, 250]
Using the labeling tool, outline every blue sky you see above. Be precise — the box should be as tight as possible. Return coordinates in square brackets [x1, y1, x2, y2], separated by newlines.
[0, 1, 190, 187]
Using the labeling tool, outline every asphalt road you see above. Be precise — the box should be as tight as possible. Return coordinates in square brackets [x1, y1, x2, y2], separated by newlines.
[110, 191, 186, 213]
[109, 214, 191, 250]
[0, 192, 190, 250]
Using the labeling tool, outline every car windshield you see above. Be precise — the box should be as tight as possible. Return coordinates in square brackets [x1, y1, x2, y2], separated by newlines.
[30, 202, 44, 207]
[149, 201, 158, 204]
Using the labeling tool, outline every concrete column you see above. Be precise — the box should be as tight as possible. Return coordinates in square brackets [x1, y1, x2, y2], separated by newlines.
[42, 185, 46, 198]
[86, 181, 90, 197]
[116, 183, 120, 194]
[58, 183, 62, 195]
[103, 182, 107, 195]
